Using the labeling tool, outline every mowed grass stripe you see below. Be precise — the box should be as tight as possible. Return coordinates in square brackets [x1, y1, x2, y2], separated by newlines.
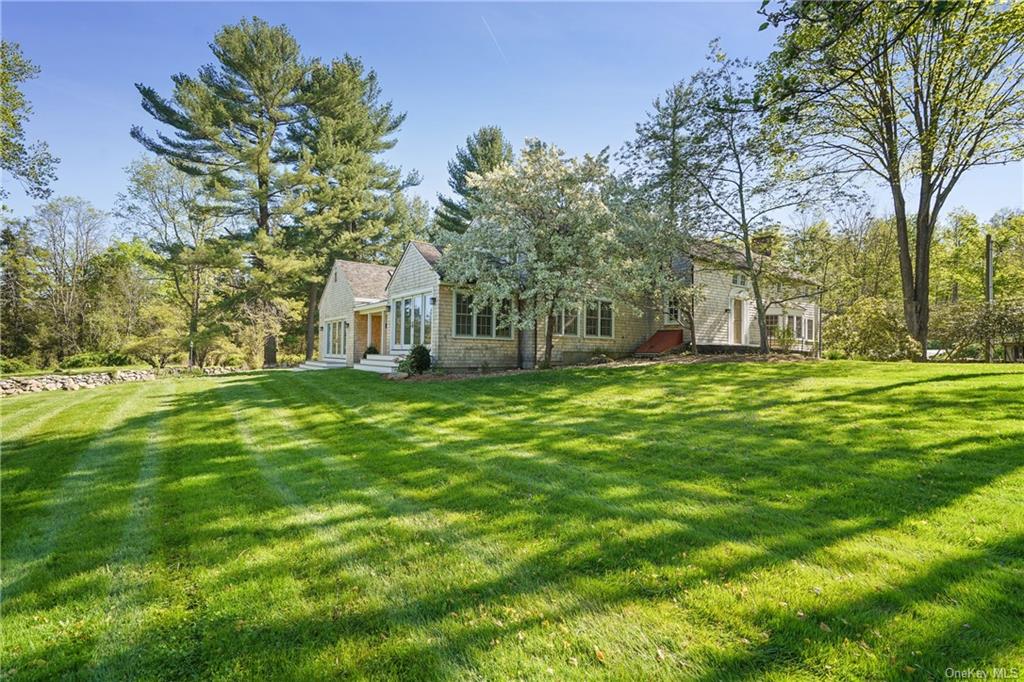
[1, 387, 100, 443]
[87, 379, 181, 679]
[1, 381, 160, 602]
[216, 373, 528, 677]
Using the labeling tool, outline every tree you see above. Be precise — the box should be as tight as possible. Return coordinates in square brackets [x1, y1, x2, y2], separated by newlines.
[288, 57, 418, 359]
[117, 157, 236, 366]
[766, 1, 1024, 357]
[1, 41, 58, 201]
[618, 83, 693, 233]
[0, 215, 44, 358]
[672, 46, 837, 352]
[132, 17, 312, 365]
[932, 209, 984, 304]
[442, 139, 616, 367]
[84, 239, 160, 351]
[435, 126, 513, 236]
[32, 197, 106, 360]
[822, 296, 920, 360]
[987, 210, 1024, 300]
[606, 178, 704, 352]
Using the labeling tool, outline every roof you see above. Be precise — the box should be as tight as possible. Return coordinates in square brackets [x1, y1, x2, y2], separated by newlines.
[687, 239, 817, 286]
[410, 240, 443, 268]
[335, 260, 394, 300]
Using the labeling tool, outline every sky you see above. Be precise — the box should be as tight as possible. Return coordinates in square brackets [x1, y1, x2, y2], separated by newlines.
[3, 1, 1022, 225]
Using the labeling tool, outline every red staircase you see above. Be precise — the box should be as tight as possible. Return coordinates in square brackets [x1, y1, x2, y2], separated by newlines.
[634, 329, 684, 356]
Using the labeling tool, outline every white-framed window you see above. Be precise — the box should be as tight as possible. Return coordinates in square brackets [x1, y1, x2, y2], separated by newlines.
[554, 306, 579, 336]
[325, 319, 346, 356]
[584, 300, 614, 338]
[452, 291, 513, 339]
[391, 292, 433, 349]
[765, 314, 779, 342]
[732, 273, 748, 286]
[665, 297, 680, 325]
[795, 316, 804, 339]
[806, 318, 814, 341]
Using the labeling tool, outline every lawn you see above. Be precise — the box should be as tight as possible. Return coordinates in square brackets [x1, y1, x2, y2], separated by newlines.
[1, 360, 1022, 680]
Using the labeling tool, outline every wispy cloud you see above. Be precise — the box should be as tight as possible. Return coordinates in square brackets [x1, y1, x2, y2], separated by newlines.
[481, 15, 509, 65]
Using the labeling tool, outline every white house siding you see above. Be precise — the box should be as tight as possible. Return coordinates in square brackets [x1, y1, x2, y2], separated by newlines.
[692, 259, 819, 352]
[317, 262, 356, 363]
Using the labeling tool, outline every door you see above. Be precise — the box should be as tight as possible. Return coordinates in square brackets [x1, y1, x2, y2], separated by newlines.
[732, 299, 743, 345]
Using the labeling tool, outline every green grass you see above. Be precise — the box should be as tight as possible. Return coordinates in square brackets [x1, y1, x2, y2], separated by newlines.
[2, 361, 1022, 680]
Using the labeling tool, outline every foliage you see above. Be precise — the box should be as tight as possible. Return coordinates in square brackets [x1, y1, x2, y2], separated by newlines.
[0, 216, 44, 357]
[0, 356, 33, 374]
[408, 344, 431, 374]
[442, 139, 616, 367]
[3, 362, 1022, 678]
[659, 43, 839, 352]
[0, 41, 58, 200]
[363, 345, 378, 358]
[774, 325, 796, 353]
[765, 1, 1024, 354]
[931, 299, 1024, 360]
[395, 356, 413, 374]
[59, 350, 135, 369]
[823, 297, 920, 361]
[434, 126, 514, 237]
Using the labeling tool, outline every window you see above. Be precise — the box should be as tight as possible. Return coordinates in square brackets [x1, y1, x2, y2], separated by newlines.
[402, 298, 412, 345]
[585, 300, 613, 338]
[392, 293, 434, 348]
[806, 318, 814, 341]
[732, 273, 747, 286]
[496, 300, 512, 338]
[455, 292, 473, 336]
[555, 306, 579, 336]
[326, 320, 346, 356]
[765, 314, 779, 341]
[453, 291, 512, 339]
[665, 297, 680, 324]
[787, 315, 796, 334]
[795, 317, 803, 339]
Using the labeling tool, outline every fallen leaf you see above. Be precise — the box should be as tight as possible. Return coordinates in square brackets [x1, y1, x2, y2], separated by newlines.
[656, 648, 666, 661]
[819, 622, 831, 632]
[594, 647, 606, 664]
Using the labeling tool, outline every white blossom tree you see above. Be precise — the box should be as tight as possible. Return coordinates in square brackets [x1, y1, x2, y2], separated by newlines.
[441, 140, 617, 367]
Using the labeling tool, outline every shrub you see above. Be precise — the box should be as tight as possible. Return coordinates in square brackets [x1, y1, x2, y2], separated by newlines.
[0, 356, 35, 374]
[822, 297, 920, 360]
[396, 357, 413, 374]
[363, 345, 379, 359]
[60, 351, 135, 369]
[408, 345, 431, 374]
[774, 326, 796, 353]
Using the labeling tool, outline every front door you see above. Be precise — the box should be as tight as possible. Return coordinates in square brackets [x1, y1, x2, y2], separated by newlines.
[732, 299, 743, 345]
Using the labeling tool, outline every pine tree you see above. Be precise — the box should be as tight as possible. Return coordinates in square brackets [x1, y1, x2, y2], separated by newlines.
[0, 216, 44, 358]
[132, 17, 311, 365]
[435, 126, 513, 235]
[289, 57, 419, 359]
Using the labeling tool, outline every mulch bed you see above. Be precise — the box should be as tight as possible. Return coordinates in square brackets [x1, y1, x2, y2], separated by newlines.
[392, 352, 814, 382]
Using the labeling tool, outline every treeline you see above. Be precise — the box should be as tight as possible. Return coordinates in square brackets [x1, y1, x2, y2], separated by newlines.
[3, 3, 1024, 371]
[2, 19, 429, 371]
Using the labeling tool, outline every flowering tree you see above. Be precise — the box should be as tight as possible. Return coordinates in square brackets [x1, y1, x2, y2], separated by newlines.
[441, 140, 616, 367]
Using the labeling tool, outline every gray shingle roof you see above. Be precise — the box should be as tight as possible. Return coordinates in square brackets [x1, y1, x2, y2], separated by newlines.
[336, 260, 394, 300]
[411, 240, 443, 268]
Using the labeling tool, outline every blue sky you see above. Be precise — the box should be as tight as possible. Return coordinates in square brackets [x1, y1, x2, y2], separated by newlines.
[3, 1, 1021, 224]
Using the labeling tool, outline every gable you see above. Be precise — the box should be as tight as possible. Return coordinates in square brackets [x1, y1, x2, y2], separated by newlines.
[389, 242, 440, 296]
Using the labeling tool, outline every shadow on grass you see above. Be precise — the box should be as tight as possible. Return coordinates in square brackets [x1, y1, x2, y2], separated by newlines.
[2, 361, 1022, 678]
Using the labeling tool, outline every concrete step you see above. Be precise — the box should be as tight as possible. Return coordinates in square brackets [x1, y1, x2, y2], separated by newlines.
[352, 362, 395, 374]
[296, 358, 347, 371]
[364, 353, 401, 362]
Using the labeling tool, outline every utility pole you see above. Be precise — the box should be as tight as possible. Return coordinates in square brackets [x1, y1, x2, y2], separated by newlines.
[985, 234, 994, 363]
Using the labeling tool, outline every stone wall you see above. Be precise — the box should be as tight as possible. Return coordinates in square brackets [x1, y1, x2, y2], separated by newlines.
[0, 366, 240, 397]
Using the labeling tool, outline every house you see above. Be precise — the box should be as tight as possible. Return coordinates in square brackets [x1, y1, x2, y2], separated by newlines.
[313, 240, 820, 373]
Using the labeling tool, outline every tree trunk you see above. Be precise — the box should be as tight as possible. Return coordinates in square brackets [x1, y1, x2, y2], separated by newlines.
[542, 308, 556, 368]
[263, 335, 278, 368]
[750, 276, 769, 354]
[305, 283, 318, 361]
[686, 308, 698, 354]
